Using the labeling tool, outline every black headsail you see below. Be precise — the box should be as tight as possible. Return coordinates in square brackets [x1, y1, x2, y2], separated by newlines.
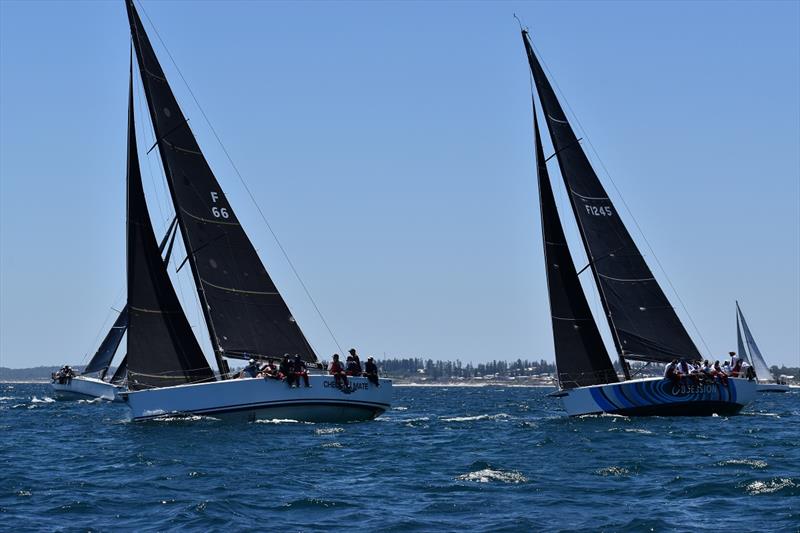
[522, 31, 700, 369]
[533, 103, 618, 388]
[83, 307, 128, 379]
[83, 218, 177, 381]
[125, 0, 317, 367]
[126, 57, 215, 390]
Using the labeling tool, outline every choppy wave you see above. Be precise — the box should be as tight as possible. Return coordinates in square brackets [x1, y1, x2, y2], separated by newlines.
[30, 396, 55, 403]
[744, 478, 796, 495]
[254, 418, 305, 424]
[440, 413, 510, 422]
[315, 427, 344, 435]
[596, 466, 632, 477]
[456, 468, 528, 484]
[147, 414, 219, 423]
[717, 459, 768, 469]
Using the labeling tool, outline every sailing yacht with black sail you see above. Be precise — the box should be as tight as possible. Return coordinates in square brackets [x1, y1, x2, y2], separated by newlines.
[522, 29, 756, 415]
[50, 220, 179, 402]
[736, 302, 790, 393]
[120, 0, 390, 421]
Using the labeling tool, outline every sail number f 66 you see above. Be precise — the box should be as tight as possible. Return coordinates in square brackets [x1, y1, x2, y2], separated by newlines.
[210, 192, 229, 219]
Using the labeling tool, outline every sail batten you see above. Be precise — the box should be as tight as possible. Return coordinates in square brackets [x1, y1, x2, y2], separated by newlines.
[522, 31, 700, 366]
[126, 0, 317, 364]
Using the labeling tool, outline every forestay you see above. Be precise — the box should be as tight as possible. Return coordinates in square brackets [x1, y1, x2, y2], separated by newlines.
[126, 0, 317, 364]
[522, 31, 700, 364]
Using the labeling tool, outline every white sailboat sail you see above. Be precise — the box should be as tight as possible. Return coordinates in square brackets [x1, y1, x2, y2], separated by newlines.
[736, 310, 749, 363]
[737, 303, 774, 382]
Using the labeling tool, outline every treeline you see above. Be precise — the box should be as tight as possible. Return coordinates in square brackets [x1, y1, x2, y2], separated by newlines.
[0, 366, 87, 381]
[770, 365, 799, 378]
[378, 358, 556, 379]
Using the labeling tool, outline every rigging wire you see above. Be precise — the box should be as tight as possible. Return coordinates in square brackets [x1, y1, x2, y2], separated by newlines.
[134, 1, 343, 356]
[528, 39, 713, 358]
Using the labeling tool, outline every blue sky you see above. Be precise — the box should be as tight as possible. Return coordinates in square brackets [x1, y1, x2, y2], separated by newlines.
[1, 1, 798, 369]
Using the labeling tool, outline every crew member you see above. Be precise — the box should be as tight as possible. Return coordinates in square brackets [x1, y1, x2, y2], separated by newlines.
[260, 360, 280, 379]
[348, 348, 363, 374]
[241, 358, 260, 378]
[346, 355, 360, 376]
[279, 354, 297, 387]
[329, 353, 349, 389]
[364, 356, 380, 387]
[664, 360, 679, 384]
[293, 354, 310, 387]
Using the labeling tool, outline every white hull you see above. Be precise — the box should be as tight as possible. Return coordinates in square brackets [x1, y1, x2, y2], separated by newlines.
[757, 382, 791, 393]
[50, 375, 124, 402]
[554, 376, 757, 416]
[124, 374, 392, 422]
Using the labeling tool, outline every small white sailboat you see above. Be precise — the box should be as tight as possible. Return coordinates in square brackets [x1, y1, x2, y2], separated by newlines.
[521, 30, 756, 416]
[117, 1, 390, 422]
[736, 302, 790, 393]
[51, 307, 128, 402]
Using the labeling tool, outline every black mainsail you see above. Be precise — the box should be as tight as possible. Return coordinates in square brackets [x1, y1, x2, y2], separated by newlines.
[125, 59, 215, 390]
[533, 105, 618, 388]
[125, 0, 317, 367]
[522, 31, 700, 368]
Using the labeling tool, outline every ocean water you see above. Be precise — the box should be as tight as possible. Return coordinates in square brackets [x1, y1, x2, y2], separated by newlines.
[1, 383, 798, 532]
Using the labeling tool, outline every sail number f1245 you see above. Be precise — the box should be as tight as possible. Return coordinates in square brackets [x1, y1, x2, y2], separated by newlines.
[584, 205, 613, 217]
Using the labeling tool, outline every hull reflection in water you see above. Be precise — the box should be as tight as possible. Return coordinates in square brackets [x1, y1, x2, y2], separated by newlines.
[124, 375, 392, 422]
[50, 376, 124, 402]
[554, 377, 757, 416]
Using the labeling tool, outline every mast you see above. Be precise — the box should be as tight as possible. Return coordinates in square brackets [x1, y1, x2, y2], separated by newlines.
[532, 98, 618, 388]
[521, 30, 700, 374]
[125, 0, 317, 372]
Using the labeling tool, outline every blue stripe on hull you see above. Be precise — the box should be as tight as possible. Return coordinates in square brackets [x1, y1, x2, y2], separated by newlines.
[580, 378, 750, 417]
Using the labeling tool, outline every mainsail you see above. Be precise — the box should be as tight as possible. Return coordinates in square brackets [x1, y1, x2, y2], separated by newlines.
[125, 58, 215, 390]
[522, 30, 700, 366]
[737, 302, 775, 382]
[125, 0, 317, 365]
[533, 104, 618, 388]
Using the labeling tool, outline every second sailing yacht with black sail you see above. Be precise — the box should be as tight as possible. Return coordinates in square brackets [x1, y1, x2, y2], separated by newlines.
[521, 30, 756, 416]
[120, 0, 391, 421]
